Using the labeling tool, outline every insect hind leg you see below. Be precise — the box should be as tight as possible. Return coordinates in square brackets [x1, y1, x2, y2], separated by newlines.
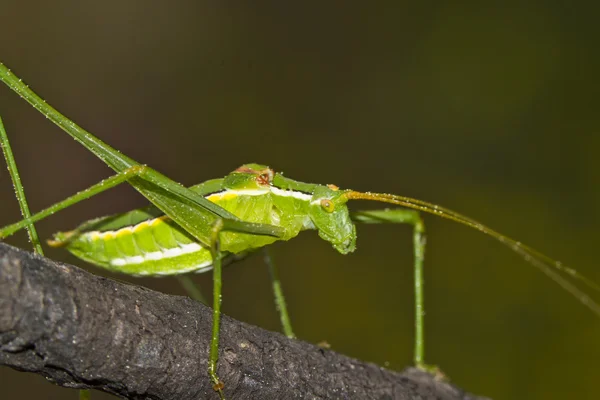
[351, 208, 434, 371]
[0, 165, 150, 240]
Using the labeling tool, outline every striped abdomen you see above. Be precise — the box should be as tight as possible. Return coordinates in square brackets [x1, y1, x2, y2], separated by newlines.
[54, 188, 312, 276]
[62, 216, 219, 276]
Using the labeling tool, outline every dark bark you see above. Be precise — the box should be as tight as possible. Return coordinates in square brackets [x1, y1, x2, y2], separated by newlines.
[0, 242, 490, 400]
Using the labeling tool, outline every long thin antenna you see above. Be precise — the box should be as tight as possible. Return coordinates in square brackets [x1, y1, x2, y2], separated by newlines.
[345, 190, 600, 317]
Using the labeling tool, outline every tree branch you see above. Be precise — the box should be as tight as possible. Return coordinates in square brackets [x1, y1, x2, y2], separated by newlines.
[0, 242, 490, 399]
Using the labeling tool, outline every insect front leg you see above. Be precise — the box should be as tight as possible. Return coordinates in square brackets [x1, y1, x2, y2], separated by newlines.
[351, 208, 435, 372]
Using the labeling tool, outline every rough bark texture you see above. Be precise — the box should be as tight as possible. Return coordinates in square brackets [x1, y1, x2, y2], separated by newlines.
[0, 242, 490, 399]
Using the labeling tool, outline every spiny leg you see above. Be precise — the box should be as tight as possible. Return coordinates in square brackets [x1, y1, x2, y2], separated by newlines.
[0, 117, 44, 253]
[263, 248, 295, 338]
[1, 118, 92, 399]
[179, 246, 296, 384]
[351, 208, 431, 370]
[0, 166, 150, 239]
[208, 219, 226, 399]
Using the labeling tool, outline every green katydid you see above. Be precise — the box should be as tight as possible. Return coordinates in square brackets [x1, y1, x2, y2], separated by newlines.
[1, 61, 600, 399]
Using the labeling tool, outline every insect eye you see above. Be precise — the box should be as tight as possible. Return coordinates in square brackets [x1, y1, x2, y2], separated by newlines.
[320, 199, 335, 213]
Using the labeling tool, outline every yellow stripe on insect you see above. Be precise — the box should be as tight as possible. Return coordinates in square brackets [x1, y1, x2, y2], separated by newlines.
[207, 191, 239, 202]
[206, 187, 312, 203]
[133, 220, 152, 233]
[85, 216, 168, 242]
[207, 188, 268, 202]
[101, 231, 115, 240]
[115, 227, 134, 238]
[90, 231, 101, 241]
[149, 216, 168, 226]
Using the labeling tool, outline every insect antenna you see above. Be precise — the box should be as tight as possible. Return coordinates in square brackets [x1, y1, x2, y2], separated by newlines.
[345, 190, 600, 317]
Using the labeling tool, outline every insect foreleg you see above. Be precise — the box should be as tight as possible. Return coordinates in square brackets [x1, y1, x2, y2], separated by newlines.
[351, 209, 428, 370]
[264, 248, 295, 338]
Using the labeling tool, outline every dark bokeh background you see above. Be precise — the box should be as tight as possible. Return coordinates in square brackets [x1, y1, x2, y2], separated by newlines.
[1, 2, 599, 399]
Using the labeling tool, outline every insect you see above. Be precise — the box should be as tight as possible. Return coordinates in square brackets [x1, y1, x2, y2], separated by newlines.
[1, 61, 599, 400]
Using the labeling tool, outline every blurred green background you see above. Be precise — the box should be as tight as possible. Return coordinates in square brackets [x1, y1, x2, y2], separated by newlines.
[1, 1, 599, 399]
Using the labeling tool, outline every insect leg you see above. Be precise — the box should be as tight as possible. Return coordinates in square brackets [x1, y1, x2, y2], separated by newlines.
[351, 209, 430, 370]
[0, 165, 150, 239]
[263, 248, 295, 338]
[208, 218, 226, 399]
[0, 116, 43, 253]
[1, 116, 94, 399]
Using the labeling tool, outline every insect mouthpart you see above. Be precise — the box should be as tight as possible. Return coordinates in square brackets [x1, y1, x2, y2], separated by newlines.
[330, 228, 357, 255]
[333, 237, 356, 254]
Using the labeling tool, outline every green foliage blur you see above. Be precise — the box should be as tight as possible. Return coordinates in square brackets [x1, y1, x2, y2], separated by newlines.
[1, 2, 598, 399]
